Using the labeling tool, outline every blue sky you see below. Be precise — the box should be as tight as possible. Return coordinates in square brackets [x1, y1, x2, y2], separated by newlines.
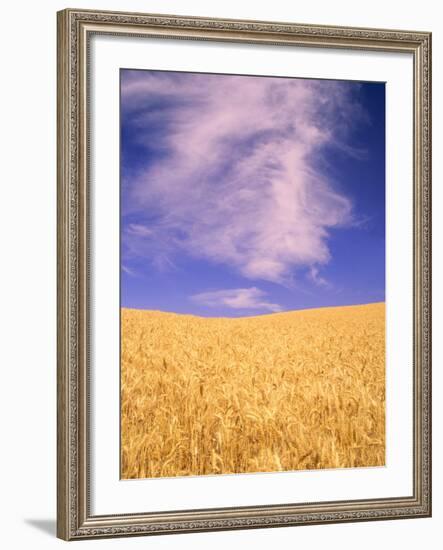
[120, 69, 385, 317]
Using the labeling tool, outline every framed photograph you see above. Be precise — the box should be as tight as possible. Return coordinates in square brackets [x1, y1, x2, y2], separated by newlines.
[57, 8, 432, 540]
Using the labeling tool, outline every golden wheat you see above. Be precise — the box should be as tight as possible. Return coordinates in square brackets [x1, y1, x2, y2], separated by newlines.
[121, 302, 385, 479]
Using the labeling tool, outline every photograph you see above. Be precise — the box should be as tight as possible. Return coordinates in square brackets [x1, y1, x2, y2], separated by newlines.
[120, 69, 386, 480]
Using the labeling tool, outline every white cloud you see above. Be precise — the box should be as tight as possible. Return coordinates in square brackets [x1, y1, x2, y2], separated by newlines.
[191, 287, 282, 313]
[122, 71, 364, 284]
[308, 266, 329, 288]
[121, 265, 136, 276]
[127, 223, 154, 237]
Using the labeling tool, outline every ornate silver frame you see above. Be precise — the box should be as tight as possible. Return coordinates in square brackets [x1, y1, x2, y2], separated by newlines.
[57, 8, 432, 540]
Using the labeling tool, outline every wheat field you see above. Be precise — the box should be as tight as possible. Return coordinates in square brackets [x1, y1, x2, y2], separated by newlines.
[121, 302, 385, 479]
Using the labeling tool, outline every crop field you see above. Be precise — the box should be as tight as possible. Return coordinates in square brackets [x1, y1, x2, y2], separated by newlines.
[121, 302, 385, 479]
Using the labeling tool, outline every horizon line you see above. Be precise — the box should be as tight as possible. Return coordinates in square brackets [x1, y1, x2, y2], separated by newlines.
[121, 300, 385, 320]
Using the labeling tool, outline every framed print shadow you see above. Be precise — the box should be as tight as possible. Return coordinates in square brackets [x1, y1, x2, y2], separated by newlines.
[57, 8, 432, 540]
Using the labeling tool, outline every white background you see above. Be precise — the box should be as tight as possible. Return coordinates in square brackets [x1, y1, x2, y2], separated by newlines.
[0, 0, 440, 548]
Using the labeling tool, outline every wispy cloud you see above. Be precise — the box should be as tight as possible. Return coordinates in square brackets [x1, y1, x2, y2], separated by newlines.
[121, 70, 365, 284]
[127, 223, 154, 237]
[191, 287, 282, 313]
[308, 266, 329, 288]
[121, 265, 136, 277]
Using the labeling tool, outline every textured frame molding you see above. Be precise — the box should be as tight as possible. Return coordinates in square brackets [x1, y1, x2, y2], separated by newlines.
[57, 8, 432, 541]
